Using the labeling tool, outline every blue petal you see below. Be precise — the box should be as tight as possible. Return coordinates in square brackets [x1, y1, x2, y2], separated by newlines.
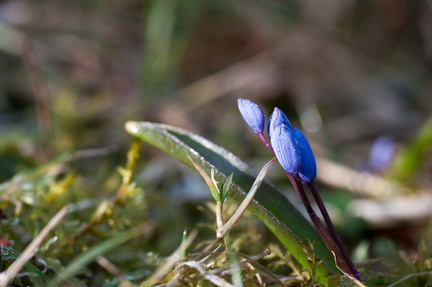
[268, 107, 293, 138]
[271, 125, 301, 175]
[294, 128, 317, 183]
[237, 98, 265, 134]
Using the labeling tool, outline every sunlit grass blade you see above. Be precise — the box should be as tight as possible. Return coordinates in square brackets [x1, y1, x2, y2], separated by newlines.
[125, 121, 339, 285]
[187, 154, 220, 201]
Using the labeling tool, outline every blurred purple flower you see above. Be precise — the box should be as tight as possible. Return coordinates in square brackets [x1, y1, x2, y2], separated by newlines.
[368, 136, 396, 173]
[271, 125, 301, 175]
[237, 98, 265, 134]
[294, 128, 317, 183]
[268, 107, 293, 138]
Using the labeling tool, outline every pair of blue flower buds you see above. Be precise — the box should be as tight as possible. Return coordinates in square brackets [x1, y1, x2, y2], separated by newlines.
[238, 98, 317, 184]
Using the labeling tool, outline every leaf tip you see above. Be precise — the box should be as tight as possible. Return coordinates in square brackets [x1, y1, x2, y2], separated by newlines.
[125, 121, 140, 135]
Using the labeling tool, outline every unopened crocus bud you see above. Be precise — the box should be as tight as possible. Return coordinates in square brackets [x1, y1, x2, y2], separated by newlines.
[268, 107, 293, 138]
[237, 98, 265, 134]
[271, 125, 301, 175]
[294, 128, 316, 183]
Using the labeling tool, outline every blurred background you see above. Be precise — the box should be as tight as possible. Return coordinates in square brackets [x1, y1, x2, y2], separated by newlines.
[1, 0, 432, 281]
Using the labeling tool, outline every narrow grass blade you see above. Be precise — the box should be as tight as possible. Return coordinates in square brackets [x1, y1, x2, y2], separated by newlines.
[1, 247, 56, 287]
[0, 206, 70, 287]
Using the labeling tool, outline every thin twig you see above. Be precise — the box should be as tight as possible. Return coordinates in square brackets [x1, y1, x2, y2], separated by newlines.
[181, 261, 235, 287]
[217, 158, 277, 237]
[222, 249, 284, 286]
[194, 237, 222, 261]
[215, 249, 272, 275]
[0, 206, 70, 287]
[96, 256, 134, 287]
[386, 271, 432, 287]
[193, 158, 276, 263]
[140, 230, 198, 287]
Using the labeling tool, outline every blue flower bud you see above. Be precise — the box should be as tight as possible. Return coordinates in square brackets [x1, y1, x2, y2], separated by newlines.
[268, 107, 293, 138]
[237, 98, 265, 134]
[271, 125, 301, 175]
[294, 128, 317, 183]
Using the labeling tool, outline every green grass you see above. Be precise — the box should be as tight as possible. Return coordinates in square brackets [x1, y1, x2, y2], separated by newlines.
[1, 1, 432, 286]
[0, 122, 431, 286]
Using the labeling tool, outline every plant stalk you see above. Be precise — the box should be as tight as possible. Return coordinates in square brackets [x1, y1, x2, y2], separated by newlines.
[258, 132, 361, 280]
[196, 158, 277, 260]
[217, 158, 277, 238]
[308, 182, 362, 281]
[286, 174, 353, 277]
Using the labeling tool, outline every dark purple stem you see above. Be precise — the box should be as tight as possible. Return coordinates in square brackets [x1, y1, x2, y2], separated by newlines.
[258, 131, 361, 280]
[308, 182, 362, 281]
[287, 174, 353, 277]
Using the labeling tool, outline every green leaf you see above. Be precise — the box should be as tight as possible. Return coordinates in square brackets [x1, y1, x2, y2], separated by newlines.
[125, 121, 339, 284]
[221, 172, 233, 202]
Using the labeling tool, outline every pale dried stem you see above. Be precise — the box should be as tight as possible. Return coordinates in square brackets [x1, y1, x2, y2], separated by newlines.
[316, 157, 408, 198]
[217, 158, 277, 238]
[386, 271, 432, 287]
[96, 256, 134, 287]
[215, 200, 224, 230]
[0, 206, 70, 287]
[194, 158, 276, 263]
[141, 230, 198, 287]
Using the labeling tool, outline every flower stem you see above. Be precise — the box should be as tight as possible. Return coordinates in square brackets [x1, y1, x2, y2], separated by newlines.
[286, 174, 353, 277]
[216, 200, 231, 251]
[258, 131, 361, 280]
[216, 200, 224, 230]
[258, 133, 273, 151]
[308, 182, 362, 281]
[217, 158, 277, 238]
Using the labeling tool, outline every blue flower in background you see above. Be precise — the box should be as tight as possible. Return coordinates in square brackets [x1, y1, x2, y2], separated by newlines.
[237, 98, 265, 134]
[294, 128, 317, 183]
[271, 125, 302, 175]
[368, 136, 395, 173]
[268, 107, 293, 138]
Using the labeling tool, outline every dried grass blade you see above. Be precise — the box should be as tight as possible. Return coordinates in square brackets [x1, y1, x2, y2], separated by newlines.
[0, 206, 70, 287]
[141, 229, 198, 287]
